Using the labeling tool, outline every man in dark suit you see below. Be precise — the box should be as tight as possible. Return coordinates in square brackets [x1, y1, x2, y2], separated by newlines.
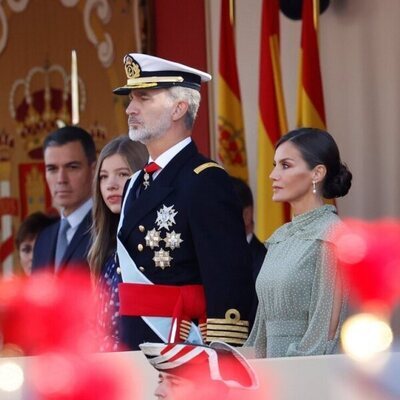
[113, 53, 255, 350]
[230, 177, 267, 281]
[32, 126, 96, 273]
[230, 177, 267, 329]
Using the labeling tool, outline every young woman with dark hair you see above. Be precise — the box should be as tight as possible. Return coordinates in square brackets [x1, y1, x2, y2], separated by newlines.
[88, 135, 147, 351]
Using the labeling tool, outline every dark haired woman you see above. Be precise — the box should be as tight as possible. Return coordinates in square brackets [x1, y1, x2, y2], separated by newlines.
[16, 212, 59, 275]
[245, 128, 352, 358]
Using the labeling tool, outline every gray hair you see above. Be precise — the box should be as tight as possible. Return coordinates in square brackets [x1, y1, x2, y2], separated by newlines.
[167, 86, 201, 130]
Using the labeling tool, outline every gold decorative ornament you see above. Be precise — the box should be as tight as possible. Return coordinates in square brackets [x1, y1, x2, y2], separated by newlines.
[194, 162, 225, 175]
[225, 308, 241, 323]
[179, 320, 192, 341]
[124, 56, 140, 79]
[206, 309, 249, 345]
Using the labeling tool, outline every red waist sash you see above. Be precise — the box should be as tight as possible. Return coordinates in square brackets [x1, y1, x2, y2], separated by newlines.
[118, 283, 207, 342]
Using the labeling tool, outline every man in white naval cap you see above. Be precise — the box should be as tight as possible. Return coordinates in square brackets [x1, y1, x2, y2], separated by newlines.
[113, 53, 255, 350]
[140, 341, 258, 400]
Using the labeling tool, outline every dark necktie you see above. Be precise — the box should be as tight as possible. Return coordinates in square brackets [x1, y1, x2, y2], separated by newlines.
[55, 218, 70, 269]
[142, 162, 161, 190]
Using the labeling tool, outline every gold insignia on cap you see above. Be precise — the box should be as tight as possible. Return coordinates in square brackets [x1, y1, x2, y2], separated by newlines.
[120, 55, 189, 90]
[125, 56, 141, 79]
[126, 76, 184, 89]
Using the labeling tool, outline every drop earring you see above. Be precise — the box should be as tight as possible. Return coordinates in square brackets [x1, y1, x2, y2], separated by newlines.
[312, 180, 317, 194]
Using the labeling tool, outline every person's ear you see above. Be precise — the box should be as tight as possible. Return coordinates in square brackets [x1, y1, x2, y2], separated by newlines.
[90, 161, 97, 177]
[312, 164, 327, 183]
[243, 206, 254, 230]
[172, 101, 188, 121]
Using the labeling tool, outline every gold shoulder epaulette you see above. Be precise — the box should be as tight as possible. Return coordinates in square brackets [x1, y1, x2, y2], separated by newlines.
[194, 162, 224, 175]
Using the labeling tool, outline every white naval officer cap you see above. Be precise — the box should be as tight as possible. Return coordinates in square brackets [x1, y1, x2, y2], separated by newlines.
[113, 53, 212, 95]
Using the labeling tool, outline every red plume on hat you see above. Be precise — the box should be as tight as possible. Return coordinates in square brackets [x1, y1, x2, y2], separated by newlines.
[139, 341, 258, 390]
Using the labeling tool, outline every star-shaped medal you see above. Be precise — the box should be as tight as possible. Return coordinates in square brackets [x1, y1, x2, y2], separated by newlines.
[145, 228, 161, 249]
[153, 249, 173, 270]
[164, 231, 183, 250]
[155, 205, 178, 231]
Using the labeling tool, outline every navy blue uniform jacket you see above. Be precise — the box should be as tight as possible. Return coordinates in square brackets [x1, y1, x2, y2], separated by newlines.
[118, 141, 255, 349]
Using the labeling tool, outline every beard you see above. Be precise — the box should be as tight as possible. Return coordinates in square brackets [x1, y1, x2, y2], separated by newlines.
[128, 108, 173, 145]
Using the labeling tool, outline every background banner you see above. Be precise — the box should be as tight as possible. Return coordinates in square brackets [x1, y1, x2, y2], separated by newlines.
[0, 0, 151, 273]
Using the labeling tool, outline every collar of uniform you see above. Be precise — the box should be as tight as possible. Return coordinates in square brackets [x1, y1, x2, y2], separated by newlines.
[149, 137, 192, 179]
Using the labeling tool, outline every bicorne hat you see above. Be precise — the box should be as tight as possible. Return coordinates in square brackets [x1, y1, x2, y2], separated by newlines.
[139, 341, 258, 390]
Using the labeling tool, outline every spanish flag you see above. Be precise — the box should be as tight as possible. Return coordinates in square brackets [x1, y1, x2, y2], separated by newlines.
[217, 0, 248, 182]
[256, 0, 288, 241]
[298, 0, 335, 206]
[297, 0, 326, 129]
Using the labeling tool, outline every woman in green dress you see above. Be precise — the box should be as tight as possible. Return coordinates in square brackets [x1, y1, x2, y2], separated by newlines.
[246, 128, 352, 358]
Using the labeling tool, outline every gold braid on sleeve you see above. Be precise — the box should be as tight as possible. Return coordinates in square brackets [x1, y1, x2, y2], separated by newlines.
[206, 309, 249, 345]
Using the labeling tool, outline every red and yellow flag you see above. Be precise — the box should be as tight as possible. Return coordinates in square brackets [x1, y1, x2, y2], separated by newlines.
[297, 0, 326, 129]
[256, 0, 289, 241]
[217, 0, 248, 182]
[297, 0, 335, 206]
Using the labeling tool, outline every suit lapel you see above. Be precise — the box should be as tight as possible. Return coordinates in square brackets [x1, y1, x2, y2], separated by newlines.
[119, 183, 173, 241]
[48, 223, 59, 268]
[61, 211, 91, 265]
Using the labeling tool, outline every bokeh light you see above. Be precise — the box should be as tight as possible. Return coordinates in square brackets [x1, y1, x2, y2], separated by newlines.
[28, 352, 139, 400]
[0, 271, 140, 400]
[30, 353, 76, 397]
[341, 313, 393, 363]
[335, 233, 367, 265]
[331, 219, 400, 309]
[0, 361, 24, 392]
[0, 269, 100, 355]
